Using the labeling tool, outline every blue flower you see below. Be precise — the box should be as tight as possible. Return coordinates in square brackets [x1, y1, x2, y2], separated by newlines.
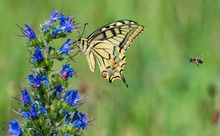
[39, 104, 47, 115]
[31, 47, 44, 63]
[41, 73, 50, 86]
[63, 110, 71, 124]
[50, 10, 59, 23]
[24, 24, 36, 39]
[71, 110, 79, 122]
[63, 90, 80, 107]
[58, 13, 74, 33]
[55, 84, 63, 93]
[28, 73, 42, 88]
[41, 10, 75, 36]
[40, 22, 50, 32]
[71, 110, 88, 129]
[40, 10, 59, 32]
[21, 103, 38, 119]
[8, 120, 22, 136]
[30, 104, 38, 118]
[59, 39, 73, 55]
[28, 73, 49, 87]
[21, 112, 31, 119]
[52, 84, 63, 99]
[60, 63, 74, 78]
[52, 28, 61, 36]
[60, 17, 74, 33]
[59, 13, 68, 26]
[64, 134, 71, 136]
[20, 89, 31, 105]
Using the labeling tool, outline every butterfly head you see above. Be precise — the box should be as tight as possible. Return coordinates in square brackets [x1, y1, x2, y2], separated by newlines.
[76, 36, 88, 54]
[76, 36, 81, 42]
[76, 36, 88, 44]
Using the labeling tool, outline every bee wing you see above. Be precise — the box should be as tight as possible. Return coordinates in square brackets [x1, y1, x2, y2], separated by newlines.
[200, 54, 204, 60]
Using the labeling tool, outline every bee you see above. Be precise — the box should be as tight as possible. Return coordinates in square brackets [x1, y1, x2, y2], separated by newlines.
[188, 54, 204, 66]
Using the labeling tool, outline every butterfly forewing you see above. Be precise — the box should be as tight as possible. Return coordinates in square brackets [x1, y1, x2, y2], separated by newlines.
[87, 20, 144, 52]
[78, 20, 144, 87]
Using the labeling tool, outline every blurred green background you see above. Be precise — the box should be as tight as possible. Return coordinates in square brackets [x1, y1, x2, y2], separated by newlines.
[1, 0, 220, 135]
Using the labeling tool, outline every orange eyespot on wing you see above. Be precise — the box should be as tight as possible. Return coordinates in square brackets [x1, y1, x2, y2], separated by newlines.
[102, 71, 108, 78]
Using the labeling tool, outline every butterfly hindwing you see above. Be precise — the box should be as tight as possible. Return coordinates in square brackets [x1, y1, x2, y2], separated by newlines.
[78, 20, 144, 87]
[89, 40, 127, 86]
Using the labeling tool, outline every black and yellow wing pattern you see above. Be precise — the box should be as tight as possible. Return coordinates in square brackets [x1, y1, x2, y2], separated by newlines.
[77, 20, 144, 87]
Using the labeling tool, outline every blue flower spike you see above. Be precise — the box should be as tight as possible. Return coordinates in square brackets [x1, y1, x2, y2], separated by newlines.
[9, 10, 91, 135]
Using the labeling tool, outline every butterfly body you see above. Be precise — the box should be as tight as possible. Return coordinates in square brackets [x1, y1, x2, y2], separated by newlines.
[77, 20, 144, 87]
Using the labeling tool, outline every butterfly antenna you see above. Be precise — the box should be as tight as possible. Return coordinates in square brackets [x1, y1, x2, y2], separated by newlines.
[80, 23, 88, 37]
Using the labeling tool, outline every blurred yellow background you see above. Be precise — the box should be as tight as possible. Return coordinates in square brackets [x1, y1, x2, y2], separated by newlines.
[1, 0, 220, 135]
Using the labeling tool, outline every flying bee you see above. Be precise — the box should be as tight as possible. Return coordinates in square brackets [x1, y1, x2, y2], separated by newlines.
[188, 54, 204, 67]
